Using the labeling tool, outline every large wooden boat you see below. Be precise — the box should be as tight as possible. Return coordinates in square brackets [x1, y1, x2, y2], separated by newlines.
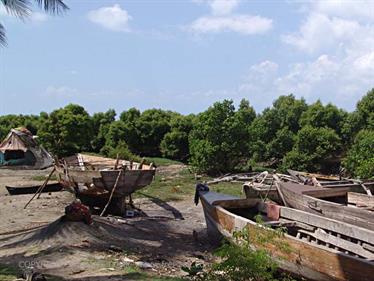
[277, 181, 374, 231]
[198, 189, 374, 281]
[55, 154, 156, 214]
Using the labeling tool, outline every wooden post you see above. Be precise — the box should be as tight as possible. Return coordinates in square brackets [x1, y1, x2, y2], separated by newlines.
[275, 181, 288, 207]
[100, 168, 124, 216]
[114, 153, 119, 170]
[24, 167, 56, 209]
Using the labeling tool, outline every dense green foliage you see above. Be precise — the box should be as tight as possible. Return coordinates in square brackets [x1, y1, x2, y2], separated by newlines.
[189, 99, 255, 174]
[343, 130, 374, 179]
[0, 89, 373, 177]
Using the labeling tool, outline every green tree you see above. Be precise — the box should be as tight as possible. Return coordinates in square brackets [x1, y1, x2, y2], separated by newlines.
[38, 104, 93, 156]
[91, 109, 116, 152]
[343, 130, 374, 179]
[135, 109, 176, 156]
[189, 100, 254, 174]
[0, 0, 68, 46]
[299, 101, 347, 135]
[0, 114, 40, 140]
[282, 125, 341, 172]
[356, 89, 374, 130]
[341, 89, 374, 144]
[160, 114, 194, 161]
[249, 95, 307, 162]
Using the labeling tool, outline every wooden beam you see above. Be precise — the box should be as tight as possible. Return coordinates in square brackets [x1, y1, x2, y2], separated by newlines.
[280, 207, 374, 245]
[213, 198, 261, 209]
[303, 187, 350, 198]
[348, 192, 374, 208]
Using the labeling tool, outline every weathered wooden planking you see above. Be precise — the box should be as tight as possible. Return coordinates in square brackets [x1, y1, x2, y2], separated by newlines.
[279, 182, 374, 231]
[298, 228, 374, 259]
[280, 207, 374, 245]
[56, 166, 101, 184]
[99, 169, 155, 196]
[348, 192, 374, 208]
[303, 187, 350, 198]
[212, 198, 261, 209]
[200, 193, 374, 281]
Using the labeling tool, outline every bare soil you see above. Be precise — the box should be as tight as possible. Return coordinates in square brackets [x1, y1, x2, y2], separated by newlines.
[0, 168, 215, 280]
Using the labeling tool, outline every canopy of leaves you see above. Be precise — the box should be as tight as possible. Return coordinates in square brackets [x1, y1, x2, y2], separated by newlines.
[189, 99, 255, 174]
[343, 130, 374, 179]
[299, 101, 347, 135]
[249, 95, 307, 162]
[160, 115, 194, 161]
[38, 104, 93, 156]
[282, 125, 342, 173]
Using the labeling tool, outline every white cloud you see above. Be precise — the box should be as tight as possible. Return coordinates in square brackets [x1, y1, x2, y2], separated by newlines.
[188, 0, 272, 35]
[312, 0, 374, 22]
[190, 15, 272, 34]
[282, 13, 360, 53]
[271, 1, 374, 109]
[209, 0, 240, 16]
[87, 4, 132, 32]
[239, 53, 374, 111]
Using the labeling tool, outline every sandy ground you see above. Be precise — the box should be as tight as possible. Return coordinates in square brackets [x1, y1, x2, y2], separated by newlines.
[0, 168, 214, 280]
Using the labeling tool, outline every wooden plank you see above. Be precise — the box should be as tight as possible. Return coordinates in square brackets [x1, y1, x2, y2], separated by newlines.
[348, 192, 374, 208]
[280, 207, 374, 245]
[298, 228, 374, 259]
[278, 218, 316, 231]
[212, 198, 261, 209]
[303, 187, 350, 198]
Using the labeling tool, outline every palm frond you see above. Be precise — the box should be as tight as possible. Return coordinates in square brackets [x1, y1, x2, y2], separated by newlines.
[35, 0, 68, 14]
[0, 23, 6, 46]
[1, 0, 31, 17]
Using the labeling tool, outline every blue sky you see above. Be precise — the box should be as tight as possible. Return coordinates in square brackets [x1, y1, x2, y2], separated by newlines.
[0, 0, 373, 115]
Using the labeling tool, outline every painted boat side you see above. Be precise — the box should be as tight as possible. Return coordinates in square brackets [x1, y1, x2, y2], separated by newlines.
[199, 192, 374, 281]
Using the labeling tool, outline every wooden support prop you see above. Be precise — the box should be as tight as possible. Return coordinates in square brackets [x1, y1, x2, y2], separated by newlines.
[24, 167, 56, 209]
[114, 153, 120, 170]
[138, 158, 145, 170]
[100, 168, 124, 216]
[274, 176, 288, 207]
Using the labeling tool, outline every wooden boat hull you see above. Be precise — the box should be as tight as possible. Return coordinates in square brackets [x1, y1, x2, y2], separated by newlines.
[6, 183, 62, 195]
[278, 182, 374, 231]
[55, 166, 156, 197]
[98, 169, 156, 196]
[199, 191, 374, 281]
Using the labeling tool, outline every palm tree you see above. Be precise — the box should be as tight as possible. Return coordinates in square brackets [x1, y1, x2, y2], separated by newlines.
[0, 0, 68, 46]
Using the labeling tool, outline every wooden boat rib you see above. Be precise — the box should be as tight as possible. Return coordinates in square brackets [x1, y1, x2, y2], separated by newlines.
[277, 181, 374, 231]
[198, 190, 374, 281]
[5, 183, 62, 195]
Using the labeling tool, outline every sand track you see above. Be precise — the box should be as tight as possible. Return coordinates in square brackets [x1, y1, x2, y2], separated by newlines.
[0, 168, 214, 280]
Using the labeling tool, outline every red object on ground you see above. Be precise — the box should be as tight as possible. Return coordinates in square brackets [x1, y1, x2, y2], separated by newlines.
[266, 203, 280, 221]
[65, 201, 92, 224]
